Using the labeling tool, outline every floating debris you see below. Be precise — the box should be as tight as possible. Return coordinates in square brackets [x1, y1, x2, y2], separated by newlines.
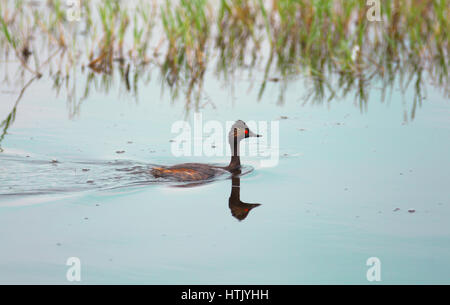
[279, 116, 288, 120]
[408, 209, 416, 213]
[393, 208, 401, 212]
[86, 180, 94, 184]
[116, 150, 125, 154]
[82, 168, 90, 172]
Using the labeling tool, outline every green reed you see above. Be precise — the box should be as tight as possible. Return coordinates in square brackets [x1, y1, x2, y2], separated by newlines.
[160, 0, 210, 109]
[0, 0, 448, 140]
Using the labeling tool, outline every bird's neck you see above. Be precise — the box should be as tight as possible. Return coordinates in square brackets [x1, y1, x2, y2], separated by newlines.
[227, 137, 241, 172]
[228, 155, 241, 172]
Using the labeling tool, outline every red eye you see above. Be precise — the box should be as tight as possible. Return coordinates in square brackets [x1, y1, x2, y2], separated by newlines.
[245, 129, 249, 135]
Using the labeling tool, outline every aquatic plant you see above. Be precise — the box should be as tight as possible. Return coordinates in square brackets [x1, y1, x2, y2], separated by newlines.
[0, 0, 448, 149]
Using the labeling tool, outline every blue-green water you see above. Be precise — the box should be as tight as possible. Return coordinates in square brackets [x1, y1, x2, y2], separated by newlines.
[0, 70, 449, 284]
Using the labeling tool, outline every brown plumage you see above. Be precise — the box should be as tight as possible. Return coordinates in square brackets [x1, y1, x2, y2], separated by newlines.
[151, 163, 226, 182]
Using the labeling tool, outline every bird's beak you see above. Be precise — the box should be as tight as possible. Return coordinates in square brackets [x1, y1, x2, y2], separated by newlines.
[248, 130, 262, 138]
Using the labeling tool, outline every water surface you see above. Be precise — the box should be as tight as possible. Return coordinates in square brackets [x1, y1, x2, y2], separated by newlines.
[0, 0, 449, 284]
[1, 69, 449, 284]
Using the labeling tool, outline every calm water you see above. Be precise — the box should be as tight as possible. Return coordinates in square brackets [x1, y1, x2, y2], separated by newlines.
[0, 65, 449, 284]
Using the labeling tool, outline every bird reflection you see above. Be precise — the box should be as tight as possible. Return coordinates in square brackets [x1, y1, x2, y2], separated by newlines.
[228, 171, 261, 221]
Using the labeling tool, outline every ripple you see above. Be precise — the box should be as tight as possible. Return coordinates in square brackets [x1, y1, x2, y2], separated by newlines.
[0, 154, 253, 196]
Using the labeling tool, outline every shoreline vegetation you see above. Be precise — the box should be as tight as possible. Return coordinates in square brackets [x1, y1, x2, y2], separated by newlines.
[0, 0, 448, 148]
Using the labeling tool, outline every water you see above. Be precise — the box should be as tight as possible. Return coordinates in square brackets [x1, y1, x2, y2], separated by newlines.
[1, 64, 449, 284]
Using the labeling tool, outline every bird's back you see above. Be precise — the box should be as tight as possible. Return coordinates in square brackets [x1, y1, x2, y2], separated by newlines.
[151, 163, 227, 182]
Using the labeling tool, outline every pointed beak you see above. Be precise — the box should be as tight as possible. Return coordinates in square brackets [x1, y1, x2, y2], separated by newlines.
[248, 130, 262, 138]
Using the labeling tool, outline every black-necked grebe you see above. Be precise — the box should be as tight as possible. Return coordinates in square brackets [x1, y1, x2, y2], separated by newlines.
[151, 120, 261, 182]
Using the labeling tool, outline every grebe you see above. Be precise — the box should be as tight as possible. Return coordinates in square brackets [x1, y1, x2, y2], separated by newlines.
[151, 120, 261, 182]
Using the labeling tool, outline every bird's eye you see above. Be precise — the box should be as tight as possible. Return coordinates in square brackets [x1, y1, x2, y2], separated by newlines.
[245, 129, 249, 135]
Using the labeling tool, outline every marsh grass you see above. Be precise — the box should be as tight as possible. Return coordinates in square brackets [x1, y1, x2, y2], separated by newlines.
[160, 0, 211, 109]
[0, 0, 448, 149]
